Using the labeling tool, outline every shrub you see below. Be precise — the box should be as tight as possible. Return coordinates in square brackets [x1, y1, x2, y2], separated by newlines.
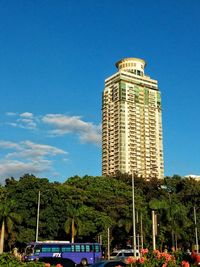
[0, 253, 54, 267]
[124, 249, 194, 267]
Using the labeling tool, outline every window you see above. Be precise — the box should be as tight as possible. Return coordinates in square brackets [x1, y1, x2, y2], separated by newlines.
[37, 243, 100, 255]
[95, 245, 100, 252]
[51, 246, 60, 253]
[42, 246, 51, 253]
[85, 245, 90, 252]
[81, 245, 85, 252]
[34, 246, 41, 253]
[75, 245, 81, 252]
[124, 253, 133, 256]
[61, 245, 72, 252]
[33, 245, 41, 256]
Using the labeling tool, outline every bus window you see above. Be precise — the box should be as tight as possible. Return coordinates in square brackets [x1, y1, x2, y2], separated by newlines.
[51, 246, 60, 253]
[41, 246, 51, 253]
[95, 245, 100, 252]
[75, 245, 81, 252]
[34, 245, 41, 255]
[61, 245, 71, 252]
[85, 245, 90, 252]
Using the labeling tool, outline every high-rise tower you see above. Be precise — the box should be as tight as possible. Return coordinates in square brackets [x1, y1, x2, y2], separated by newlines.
[102, 58, 164, 179]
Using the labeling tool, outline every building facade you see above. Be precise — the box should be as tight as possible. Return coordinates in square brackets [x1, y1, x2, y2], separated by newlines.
[102, 58, 164, 179]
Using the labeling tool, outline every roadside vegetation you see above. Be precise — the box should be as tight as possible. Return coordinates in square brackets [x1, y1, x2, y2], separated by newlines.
[0, 174, 199, 254]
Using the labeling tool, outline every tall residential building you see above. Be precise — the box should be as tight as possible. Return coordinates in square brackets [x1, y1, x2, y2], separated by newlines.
[102, 58, 164, 179]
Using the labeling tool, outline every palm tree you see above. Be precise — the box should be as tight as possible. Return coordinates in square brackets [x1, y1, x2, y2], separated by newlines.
[149, 197, 189, 250]
[64, 205, 82, 243]
[0, 198, 21, 253]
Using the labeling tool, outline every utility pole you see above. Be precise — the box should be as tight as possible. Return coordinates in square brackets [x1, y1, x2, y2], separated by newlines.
[36, 191, 40, 242]
[132, 173, 137, 257]
[107, 228, 110, 260]
[140, 213, 144, 249]
[132, 166, 157, 255]
[137, 234, 140, 251]
[194, 206, 199, 253]
[152, 210, 156, 250]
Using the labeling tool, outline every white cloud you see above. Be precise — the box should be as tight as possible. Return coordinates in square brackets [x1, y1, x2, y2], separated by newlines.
[5, 112, 17, 116]
[1, 111, 102, 183]
[17, 119, 37, 129]
[6, 122, 18, 127]
[0, 159, 51, 180]
[4, 140, 67, 160]
[0, 140, 21, 150]
[17, 140, 67, 159]
[42, 114, 102, 145]
[20, 119, 33, 123]
[0, 140, 68, 183]
[4, 111, 102, 144]
[20, 112, 33, 118]
[5, 112, 37, 130]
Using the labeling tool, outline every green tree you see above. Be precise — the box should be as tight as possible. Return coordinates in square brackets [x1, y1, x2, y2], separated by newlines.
[0, 197, 21, 253]
[64, 204, 82, 243]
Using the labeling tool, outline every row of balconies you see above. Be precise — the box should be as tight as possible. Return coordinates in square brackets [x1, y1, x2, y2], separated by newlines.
[103, 154, 160, 162]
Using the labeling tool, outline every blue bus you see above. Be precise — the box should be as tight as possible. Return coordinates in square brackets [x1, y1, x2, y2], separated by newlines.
[24, 241, 102, 266]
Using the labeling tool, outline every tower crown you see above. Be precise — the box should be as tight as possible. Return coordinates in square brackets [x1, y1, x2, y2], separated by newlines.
[115, 57, 146, 76]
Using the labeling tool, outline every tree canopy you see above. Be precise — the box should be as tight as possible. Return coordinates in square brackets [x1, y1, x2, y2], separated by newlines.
[0, 174, 199, 252]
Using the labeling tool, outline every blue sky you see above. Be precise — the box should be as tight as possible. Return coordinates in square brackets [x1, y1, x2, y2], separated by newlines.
[0, 0, 200, 183]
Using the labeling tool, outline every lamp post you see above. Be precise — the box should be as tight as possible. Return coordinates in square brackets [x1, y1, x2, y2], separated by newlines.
[152, 210, 156, 250]
[107, 227, 110, 260]
[194, 206, 199, 253]
[132, 166, 158, 256]
[36, 191, 40, 242]
[140, 213, 144, 249]
[132, 173, 137, 257]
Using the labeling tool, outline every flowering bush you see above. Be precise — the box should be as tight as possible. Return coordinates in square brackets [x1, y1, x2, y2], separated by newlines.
[0, 253, 58, 267]
[125, 249, 193, 267]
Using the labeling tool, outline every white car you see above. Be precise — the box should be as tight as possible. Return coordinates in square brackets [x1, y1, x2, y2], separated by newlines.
[110, 249, 140, 260]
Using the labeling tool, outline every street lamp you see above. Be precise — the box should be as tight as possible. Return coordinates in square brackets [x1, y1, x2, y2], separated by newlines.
[132, 173, 137, 257]
[36, 191, 40, 242]
[132, 166, 158, 257]
[194, 206, 199, 253]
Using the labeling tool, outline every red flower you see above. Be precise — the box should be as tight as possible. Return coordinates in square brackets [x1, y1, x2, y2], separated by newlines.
[196, 255, 200, 264]
[125, 256, 136, 264]
[138, 257, 145, 264]
[56, 264, 63, 267]
[140, 248, 149, 255]
[182, 260, 190, 267]
[44, 263, 51, 267]
[161, 252, 173, 262]
[154, 249, 161, 258]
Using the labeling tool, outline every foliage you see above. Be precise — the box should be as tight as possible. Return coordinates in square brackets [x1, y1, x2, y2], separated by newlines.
[125, 249, 195, 267]
[0, 253, 45, 266]
[0, 195, 22, 252]
[0, 174, 199, 253]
